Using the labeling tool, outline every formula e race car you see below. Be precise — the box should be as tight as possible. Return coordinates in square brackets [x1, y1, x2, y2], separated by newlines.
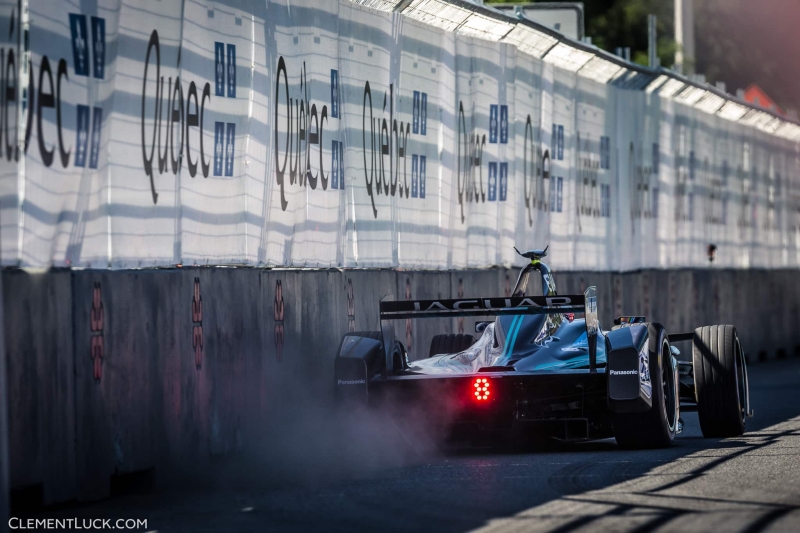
[334, 247, 753, 449]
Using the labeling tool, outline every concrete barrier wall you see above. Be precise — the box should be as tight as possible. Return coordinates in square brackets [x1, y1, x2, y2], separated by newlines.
[4, 270, 77, 504]
[4, 267, 800, 505]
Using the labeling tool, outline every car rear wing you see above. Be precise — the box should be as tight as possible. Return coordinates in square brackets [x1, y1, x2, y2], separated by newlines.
[380, 294, 586, 320]
[380, 287, 600, 372]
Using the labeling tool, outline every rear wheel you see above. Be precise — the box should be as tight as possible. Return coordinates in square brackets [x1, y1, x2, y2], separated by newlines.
[429, 333, 475, 358]
[613, 323, 678, 449]
[693, 325, 747, 438]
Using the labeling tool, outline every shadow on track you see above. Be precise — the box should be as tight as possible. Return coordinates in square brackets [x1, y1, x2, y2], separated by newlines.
[459, 358, 800, 533]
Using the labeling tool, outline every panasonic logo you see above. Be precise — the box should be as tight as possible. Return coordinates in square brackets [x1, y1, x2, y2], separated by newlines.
[609, 369, 638, 376]
[337, 379, 366, 385]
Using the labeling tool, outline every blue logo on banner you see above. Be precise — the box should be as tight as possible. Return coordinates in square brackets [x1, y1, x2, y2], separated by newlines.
[213, 121, 224, 175]
[214, 42, 225, 97]
[419, 155, 426, 198]
[653, 142, 659, 175]
[499, 105, 508, 144]
[600, 136, 610, 169]
[489, 105, 498, 144]
[331, 70, 339, 118]
[551, 177, 564, 212]
[74, 105, 90, 167]
[412, 91, 420, 134]
[339, 141, 345, 189]
[225, 123, 235, 176]
[411, 154, 419, 198]
[420, 93, 427, 136]
[556, 176, 563, 212]
[89, 107, 102, 169]
[499, 162, 508, 201]
[226, 44, 236, 98]
[557, 125, 564, 160]
[69, 14, 90, 77]
[331, 140, 340, 189]
[90, 17, 105, 79]
[488, 162, 498, 201]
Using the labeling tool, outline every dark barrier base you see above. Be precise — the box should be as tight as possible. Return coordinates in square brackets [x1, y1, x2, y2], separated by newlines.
[4, 267, 797, 505]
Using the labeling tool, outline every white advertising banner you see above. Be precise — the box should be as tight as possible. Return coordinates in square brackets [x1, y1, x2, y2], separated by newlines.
[1, 0, 799, 271]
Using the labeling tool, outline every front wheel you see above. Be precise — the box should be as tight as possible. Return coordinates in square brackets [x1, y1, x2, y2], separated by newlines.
[613, 323, 679, 449]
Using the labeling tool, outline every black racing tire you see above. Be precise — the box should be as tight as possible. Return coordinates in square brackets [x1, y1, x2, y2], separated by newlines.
[429, 333, 475, 358]
[613, 323, 679, 449]
[692, 325, 747, 438]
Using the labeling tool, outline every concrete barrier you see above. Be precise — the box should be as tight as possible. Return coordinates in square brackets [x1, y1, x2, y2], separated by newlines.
[3, 266, 798, 506]
[4, 270, 77, 504]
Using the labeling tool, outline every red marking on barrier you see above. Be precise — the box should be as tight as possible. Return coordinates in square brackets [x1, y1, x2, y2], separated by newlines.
[274, 280, 285, 361]
[89, 282, 104, 381]
[346, 278, 355, 332]
[405, 278, 413, 357]
[90, 336, 103, 381]
[90, 283, 104, 331]
[192, 325, 203, 368]
[192, 277, 203, 370]
[192, 277, 203, 323]
[274, 280, 285, 321]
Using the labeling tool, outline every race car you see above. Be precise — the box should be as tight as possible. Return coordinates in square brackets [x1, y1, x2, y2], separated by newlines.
[334, 247, 752, 448]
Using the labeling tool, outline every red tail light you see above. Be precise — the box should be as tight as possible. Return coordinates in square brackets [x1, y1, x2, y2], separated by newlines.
[472, 377, 490, 401]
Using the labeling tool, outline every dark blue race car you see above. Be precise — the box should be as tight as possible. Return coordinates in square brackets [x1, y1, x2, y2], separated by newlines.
[334, 247, 752, 449]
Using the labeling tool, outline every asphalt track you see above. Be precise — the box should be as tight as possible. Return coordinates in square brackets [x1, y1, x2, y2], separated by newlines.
[24, 357, 800, 533]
